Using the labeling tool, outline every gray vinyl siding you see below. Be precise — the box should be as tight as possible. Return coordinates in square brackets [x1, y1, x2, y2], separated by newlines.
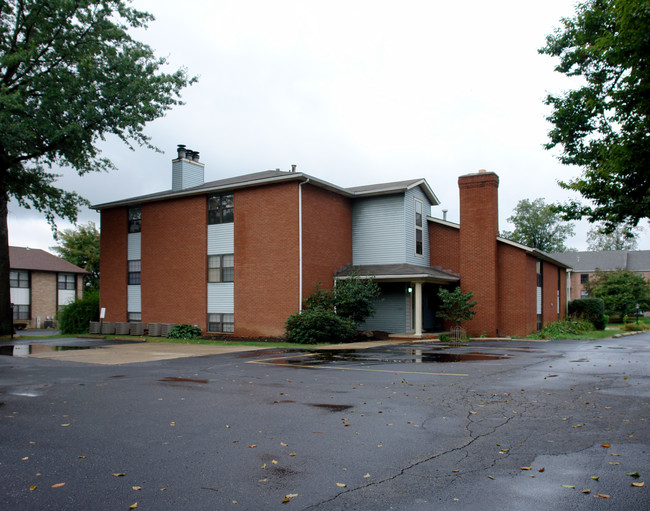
[207, 283, 234, 313]
[128, 285, 141, 313]
[127, 233, 141, 260]
[207, 223, 234, 254]
[358, 283, 409, 333]
[172, 160, 204, 191]
[352, 195, 405, 265]
[405, 187, 430, 266]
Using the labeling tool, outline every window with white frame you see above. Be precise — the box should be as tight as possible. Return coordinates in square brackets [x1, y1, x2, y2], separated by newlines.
[13, 304, 30, 320]
[207, 313, 234, 333]
[128, 260, 141, 285]
[415, 199, 423, 256]
[10, 270, 29, 288]
[207, 254, 234, 282]
[58, 273, 75, 290]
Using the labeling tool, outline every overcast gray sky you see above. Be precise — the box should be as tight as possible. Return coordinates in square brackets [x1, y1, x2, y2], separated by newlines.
[8, 0, 649, 252]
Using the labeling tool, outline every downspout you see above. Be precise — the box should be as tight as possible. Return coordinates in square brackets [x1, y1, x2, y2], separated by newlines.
[298, 178, 310, 312]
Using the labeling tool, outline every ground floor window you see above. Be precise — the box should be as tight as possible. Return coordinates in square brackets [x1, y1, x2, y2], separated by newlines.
[128, 312, 142, 321]
[208, 313, 234, 333]
[13, 304, 30, 321]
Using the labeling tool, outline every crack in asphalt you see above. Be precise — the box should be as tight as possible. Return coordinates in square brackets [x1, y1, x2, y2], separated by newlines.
[304, 409, 518, 509]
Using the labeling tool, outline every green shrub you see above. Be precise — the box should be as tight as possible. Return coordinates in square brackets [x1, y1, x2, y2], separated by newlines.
[536, 318, 594, 339]
[438, 333, 450, 342]
[285, 309, 356, 344]
[167, 324, 202, 339]
[56, 291, 100, 334]
[568, 298, 606, 330]
[622, 322, 649, 332]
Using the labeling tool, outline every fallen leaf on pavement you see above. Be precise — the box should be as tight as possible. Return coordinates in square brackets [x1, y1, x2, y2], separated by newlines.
[581, 489, 591, 494]
[280, 442, 288, 447]
[112, 473, 125, 477]
[129, 503, 138, 509]
[597, 493, 610, 499]
[132, 486, 142, 491]
[601, 443, 610, 448]
[282, 498, 290, 504]
[538, 468, 545, 472]
[591, 476, 599, 481]
[286, 493, 298, 498]
[29, 485, 37, 491]
[51, 483, 65, 488]
[631, 482, 644, 487]
[610, 453, 621, 456]
[626, 472, 640, 478]
[520, 467, 532, 471]
[336, 483, 347, 487]
[364, 473, 370, 478]
[487, 475, 495, 480]
[609, 462, 621, 465]
[562, 485, 575, 489]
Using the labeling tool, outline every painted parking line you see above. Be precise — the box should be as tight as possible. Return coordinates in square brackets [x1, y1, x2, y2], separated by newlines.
[247, 353, 470, 376]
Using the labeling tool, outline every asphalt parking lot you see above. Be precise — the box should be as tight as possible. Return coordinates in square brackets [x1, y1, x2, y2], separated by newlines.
[0, 335, 648, 510]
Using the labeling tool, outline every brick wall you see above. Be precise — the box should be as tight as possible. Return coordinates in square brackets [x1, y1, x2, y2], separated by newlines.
[301, 184, 352, 296]
[428, 222, 460, 273]
[100, 207, 128, 321]
[458, 172, 499, 336]
[141, 196, 207, 328]
[234, 182, 301, 337]
[496, 242, 530, 336]
[30, 271, 56, 326]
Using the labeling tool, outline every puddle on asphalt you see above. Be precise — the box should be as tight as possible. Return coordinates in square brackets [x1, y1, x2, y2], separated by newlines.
[271, 348, 512, 367]
[0, 345, 95, 357]
[159, 376, 209, 384]
[309, 403, 353, 412]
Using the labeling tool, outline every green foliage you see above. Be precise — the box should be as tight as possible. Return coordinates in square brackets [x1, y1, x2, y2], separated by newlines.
[535, 318, 594, 339]
[51, 221, 100, 291]
[436, 287, 477, 326]
[568, 297, 606, 330]
[584, 269, 650, 317]
[284, 309, 356, 344]
[0, 0, 195, 335]
[303, 276, 381, 324]
[438, 333, 451, 342]
[500, 198, 574, 252]
[167, 324, 202, 340]
[540, 0, 650, 231]
[586, 223, 641, 251]
[56, 290, 99, 334]
[622, 321, 649, 332]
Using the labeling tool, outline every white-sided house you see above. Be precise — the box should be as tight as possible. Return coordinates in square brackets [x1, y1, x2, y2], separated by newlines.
[9, 246, 88, 328]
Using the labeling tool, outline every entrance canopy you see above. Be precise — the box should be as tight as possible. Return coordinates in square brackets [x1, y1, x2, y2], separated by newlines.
[336, 264, 459, 336]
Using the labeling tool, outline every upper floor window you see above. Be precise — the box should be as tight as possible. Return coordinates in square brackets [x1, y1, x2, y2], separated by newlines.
[128, 260, 141, 285]
[58, 273, 75, 290]
[208, 194, 234, 224]
[208, 254, 234, 282]
[414, 199, 423, 256]
[128, 206, 141, 233]
[10, 270, 29, 288]
[580, 273, 589, 284]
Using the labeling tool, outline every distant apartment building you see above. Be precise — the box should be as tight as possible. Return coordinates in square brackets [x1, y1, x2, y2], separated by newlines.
[94, 146, 568, 338]
[549, 250, 650, 301]
[10, 247, 87, 328]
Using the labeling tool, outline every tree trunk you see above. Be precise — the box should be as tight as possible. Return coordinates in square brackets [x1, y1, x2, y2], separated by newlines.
[0, 177, 12, 335]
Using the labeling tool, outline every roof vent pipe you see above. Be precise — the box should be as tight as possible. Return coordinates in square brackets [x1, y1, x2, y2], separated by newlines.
[291, 164, 297, 173]
[443, 209, 448, 221]
[192, 151, 200, 162]
[177, 144, 187, 159]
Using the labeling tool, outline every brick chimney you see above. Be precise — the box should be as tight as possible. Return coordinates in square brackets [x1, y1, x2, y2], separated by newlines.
[458, 170, 499, 336]
[172, 144, 205, 191]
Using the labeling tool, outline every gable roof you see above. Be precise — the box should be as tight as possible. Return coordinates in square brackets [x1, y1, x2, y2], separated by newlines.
[548, 250, 650, 272]
[10, 247, 88, 274]
[92, 171, 439, 209]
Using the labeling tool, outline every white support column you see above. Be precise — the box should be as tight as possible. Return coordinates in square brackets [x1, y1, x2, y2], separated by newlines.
[414, 281, 423, 337]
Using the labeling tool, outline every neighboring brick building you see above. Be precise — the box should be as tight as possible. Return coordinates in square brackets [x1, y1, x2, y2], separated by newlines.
[9, 247, 87, 328]
[548, 250, 650, 302]
[94, 147, 568, 337]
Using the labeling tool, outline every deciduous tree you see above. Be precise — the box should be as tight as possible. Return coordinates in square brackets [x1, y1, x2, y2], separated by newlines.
[586, 223, 641, 251]
[540, 0, 650, 232]
[51, 221, 100, 291]
[584, 269, 650, 317]
[501, 198, 575, 252]
[0, 0, 195, 334]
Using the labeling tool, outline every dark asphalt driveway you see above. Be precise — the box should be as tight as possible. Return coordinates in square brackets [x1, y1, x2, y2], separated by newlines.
[0, 336, 648, 510]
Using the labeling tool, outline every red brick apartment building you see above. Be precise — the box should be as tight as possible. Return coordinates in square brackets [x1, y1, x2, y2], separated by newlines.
[10, 247, 87, 328]
[94, 146, 568, 337]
